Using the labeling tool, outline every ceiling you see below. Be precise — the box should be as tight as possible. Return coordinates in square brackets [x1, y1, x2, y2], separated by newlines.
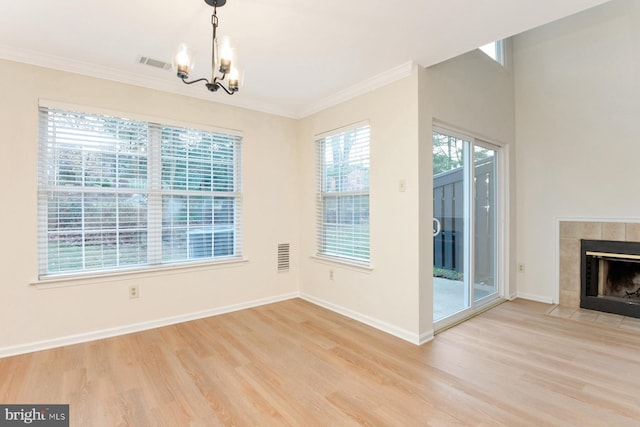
[0, 0, 611, 118]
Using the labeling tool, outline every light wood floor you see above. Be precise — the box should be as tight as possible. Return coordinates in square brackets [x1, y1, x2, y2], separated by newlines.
[1, 298, 640, 426]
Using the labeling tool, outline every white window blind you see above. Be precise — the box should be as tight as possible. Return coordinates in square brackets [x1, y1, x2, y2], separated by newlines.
[38, 107, 242, 279]
[315, 122, 370, 264]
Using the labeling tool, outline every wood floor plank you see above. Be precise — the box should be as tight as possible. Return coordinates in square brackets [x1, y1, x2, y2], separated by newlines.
[1, 298, 640, 426]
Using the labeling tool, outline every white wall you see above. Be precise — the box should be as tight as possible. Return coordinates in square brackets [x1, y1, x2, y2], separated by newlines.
[514, 0, 640, 303]
[297, 68, 425, 343]
[0, 59, 300, 353]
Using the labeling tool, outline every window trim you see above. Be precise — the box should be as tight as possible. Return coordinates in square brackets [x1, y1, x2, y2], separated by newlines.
[32, 257, 248, 287]
[39, 100, 243, 138]
[37, 101, 244, 280]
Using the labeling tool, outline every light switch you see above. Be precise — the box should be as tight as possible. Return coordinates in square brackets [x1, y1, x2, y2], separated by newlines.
[399, 179, 407, 192]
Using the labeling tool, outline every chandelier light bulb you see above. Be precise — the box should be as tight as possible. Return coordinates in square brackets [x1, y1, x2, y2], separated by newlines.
[218, 37, 233, 74]
[228, 66, 239, 91]
[173, 43, 194, 79]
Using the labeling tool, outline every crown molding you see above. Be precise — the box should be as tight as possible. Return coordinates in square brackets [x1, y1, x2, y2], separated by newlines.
[296, 61, 416, 119]
[0, 44, 298, 119]
[0, 45, 415, 120]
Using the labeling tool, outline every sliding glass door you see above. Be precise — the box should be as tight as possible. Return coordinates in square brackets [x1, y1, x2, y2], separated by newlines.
[433, 128, 499, 325]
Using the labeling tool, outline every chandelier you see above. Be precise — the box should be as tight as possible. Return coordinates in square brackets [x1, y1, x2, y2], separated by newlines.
[173, 0, 240, 95]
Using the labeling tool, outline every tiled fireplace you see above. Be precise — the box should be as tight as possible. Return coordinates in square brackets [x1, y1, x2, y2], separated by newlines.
[559, 221, 640, 308]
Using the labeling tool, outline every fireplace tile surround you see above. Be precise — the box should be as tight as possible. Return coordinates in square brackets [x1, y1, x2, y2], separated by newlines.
[558, 221, 640, 307]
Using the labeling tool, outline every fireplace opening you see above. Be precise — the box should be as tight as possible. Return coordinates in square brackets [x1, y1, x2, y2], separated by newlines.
[602, 260, 640, 299]
[581, 239, 640, 318]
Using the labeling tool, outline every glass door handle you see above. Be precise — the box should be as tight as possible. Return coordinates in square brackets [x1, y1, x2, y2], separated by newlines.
[433, 218, 441, 237]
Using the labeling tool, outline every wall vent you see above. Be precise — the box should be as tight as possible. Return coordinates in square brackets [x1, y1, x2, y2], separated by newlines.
[138, 56, 172, 71]
[277, 243, 290, 272]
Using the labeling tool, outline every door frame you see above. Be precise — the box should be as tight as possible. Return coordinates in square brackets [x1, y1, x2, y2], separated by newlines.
[432, 125, 508, 331]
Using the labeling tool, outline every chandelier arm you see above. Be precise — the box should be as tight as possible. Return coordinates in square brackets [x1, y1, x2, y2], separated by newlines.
[216, 82, 236, 95]
[181, 77, 210, 85]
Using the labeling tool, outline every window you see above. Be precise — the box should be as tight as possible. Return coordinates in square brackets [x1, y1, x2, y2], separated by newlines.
[315, 122, 370, 264]
[38, 106, 242, 279]
[479, 40, 505, 66]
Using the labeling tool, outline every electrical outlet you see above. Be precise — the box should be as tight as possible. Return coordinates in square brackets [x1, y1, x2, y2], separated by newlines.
[329, 270, 334, 280]
[518, 264, 525, 273]
[129, 285, 139, 299]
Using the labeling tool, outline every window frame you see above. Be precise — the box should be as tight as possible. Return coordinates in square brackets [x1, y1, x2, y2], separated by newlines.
[315, 121, 371, 266]
[479, 39, 505, 66]
[37, 102, 243, 280]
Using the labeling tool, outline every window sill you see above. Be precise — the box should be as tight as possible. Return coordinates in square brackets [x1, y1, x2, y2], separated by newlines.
[310, 255, 373, 273]
[32, 258, 249, 289]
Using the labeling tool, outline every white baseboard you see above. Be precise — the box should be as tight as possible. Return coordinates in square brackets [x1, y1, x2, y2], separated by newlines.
[516, 292, 555, 305]
[0, 291, 434, 358]
[300, 293, 432, 346]
[418, 331, 435, 345]
[0, 292, 299, 358]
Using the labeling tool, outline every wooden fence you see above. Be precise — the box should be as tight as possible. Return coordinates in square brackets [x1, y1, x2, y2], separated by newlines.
[433, 157, 495, 281]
